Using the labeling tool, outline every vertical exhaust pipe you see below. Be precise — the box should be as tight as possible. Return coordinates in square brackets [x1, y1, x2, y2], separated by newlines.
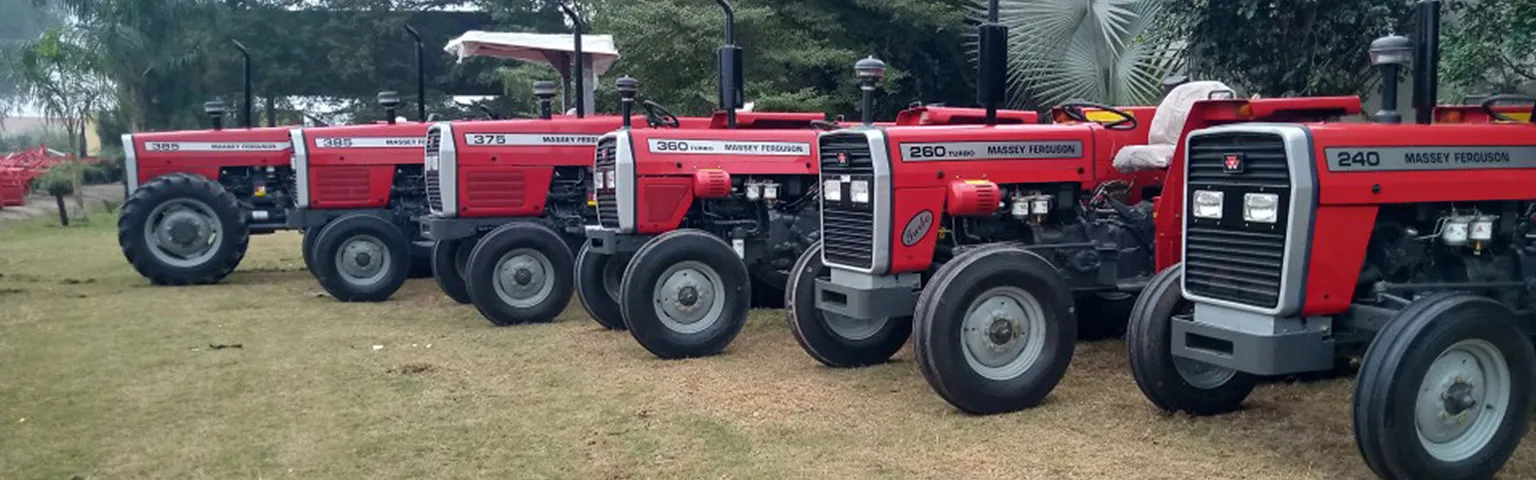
[716, 0, 743, 128]
[855, 57, 886, 126]
[617, 77, 639, 128]
[558, 3, 587, 118]
[976, 0, 1007, 126]
[1370, 35, 1411, 124]
[232, 40, 253, 129]
[534, 81, 557, 120]
[1412, 0, 1441, 124]
[405, 25, 427, 122]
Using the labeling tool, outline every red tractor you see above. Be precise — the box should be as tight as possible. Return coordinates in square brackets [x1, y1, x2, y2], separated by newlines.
[1127, 2, 1536, 477]
[118, 29, 433, 287]
[788, 0, 1362, 415]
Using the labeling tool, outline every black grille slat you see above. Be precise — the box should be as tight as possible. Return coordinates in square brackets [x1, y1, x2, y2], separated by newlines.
[1184, 131, 1291, 308]
[595, 138, 620, 229]
[819, 133, 877, 270]
[425, 127, 444, 212]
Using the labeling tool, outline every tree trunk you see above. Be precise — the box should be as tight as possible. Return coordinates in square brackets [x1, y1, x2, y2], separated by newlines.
[55, 194, 69, 226]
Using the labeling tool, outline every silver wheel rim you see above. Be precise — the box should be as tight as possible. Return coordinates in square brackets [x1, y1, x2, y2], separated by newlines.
[823, 311, 887, 341]
[491, 248, 555, 309]
[1415, 338, 1511, 462]
[961, 286, 1048, 381]
[652, 260, 726, 335]
[142, 198, 224, 268]
[1173, 356, 1238, 389]
[334, 234, 392, 286]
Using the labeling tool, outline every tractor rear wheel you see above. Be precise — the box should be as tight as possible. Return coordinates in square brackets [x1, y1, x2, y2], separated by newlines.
[913, 245, 1076, 414]
[430, 236, 475, 304]
[620, 230, 750, 359]
[576, 242, 631, 330]
[311, 214, 410, 302]
[1126, 264, 1255, 416]
[118, 173, 249, 285]
[786, 242, 911, 368]
[1354, 292, 1533, 480]
[464, 222, 574, 326]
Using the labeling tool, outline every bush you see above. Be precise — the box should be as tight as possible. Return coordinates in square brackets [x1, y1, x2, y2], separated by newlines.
[33, 161, 83, 197]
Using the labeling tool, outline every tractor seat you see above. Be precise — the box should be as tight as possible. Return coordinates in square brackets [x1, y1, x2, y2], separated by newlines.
[1112, 81, 1235, 172]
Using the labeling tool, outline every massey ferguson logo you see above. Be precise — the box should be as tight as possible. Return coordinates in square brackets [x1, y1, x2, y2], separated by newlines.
[837, 152, 849, 166]
[1223, 153, 1245, 174]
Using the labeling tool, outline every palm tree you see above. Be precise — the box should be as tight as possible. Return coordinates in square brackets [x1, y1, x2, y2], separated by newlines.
[986, 0, 1182, 108]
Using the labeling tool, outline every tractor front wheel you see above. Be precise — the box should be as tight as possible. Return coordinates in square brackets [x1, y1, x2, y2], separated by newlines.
[786, 242, 911, 368]
[118, 173, 249, 285]
[1354, 292, 1534, 480]
[464, 223, 574, 326]
[576, 242, 631, 330]
[1126, 264, 1255, 416]
[620, 230, 750, 359]
[913, 245, 1076, 414]
[430, 236, 476, 304]
[311, 214, 410, 302]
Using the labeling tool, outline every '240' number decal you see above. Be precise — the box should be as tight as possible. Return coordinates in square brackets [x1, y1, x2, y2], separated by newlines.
[1336, 151, 1381, 168]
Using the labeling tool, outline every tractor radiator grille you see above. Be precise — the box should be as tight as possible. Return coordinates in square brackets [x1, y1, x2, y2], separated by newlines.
[424, 126, 444, 213]
[595, 137, 620, 229]
[820, 133, 876, 270]
[1183, 131, 1290, 309]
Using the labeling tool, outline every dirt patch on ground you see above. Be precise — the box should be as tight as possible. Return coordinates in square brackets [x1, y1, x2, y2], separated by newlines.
[0, 183, 125, 225]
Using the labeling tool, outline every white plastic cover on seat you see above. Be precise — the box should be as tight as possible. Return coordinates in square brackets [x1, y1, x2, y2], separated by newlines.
[444, 31, 621, 74]
[1112, 81, 1234, 172]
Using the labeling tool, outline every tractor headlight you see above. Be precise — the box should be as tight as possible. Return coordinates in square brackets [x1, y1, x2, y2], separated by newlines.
[593, 172, 603, 190]
[850, 180, 870, 204]
[823, 179, 842, 202]
[1243, 193, 1279, 223]
[1193, 190, 1224, 219]
[605, 170, 616, 189]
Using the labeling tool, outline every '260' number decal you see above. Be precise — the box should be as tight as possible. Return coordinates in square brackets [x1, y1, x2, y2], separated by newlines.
[1336, 151, 1381, 168]
[908, 146, 950, 159]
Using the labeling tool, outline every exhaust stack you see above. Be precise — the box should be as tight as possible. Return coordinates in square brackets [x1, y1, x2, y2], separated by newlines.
[558, 3, 589, 118]
[205, 100, 228, 130]
[1412, 0, 1441, 124]
[716, 0, 744, 128]
[378, 91, 400, 125]
[231, 40, 253, 129]
[976, 0, 1007, 126]
[1370, 35, 1411, 124]
[855, 57, 887, 126]
[405, 25, 427, 122]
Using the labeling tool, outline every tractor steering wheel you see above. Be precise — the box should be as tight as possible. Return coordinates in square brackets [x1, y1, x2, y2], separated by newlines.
[642, 100, 681, 128]
[1480, 94, 1536, 123]
[1054, 100, 1139, 131]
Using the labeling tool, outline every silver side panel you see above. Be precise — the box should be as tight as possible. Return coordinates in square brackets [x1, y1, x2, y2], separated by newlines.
[436, 122, 459, 216]
[611, 130, 637, 232]
[121, 134, 139, 192]
[820, 127, 893, 275]
[1180, 123, 1317, 316]
[288, 129, 311, 208]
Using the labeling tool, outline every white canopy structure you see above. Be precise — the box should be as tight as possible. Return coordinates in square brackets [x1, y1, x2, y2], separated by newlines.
[444, 31, 620, 114]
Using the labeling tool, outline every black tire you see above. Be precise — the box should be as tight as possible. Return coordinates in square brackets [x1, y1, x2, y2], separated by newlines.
[430, 236, 475, 304]
[408, 240, 434, 279]
[118, 173, 249, 285]
[464, 222, 574, 326]
[301, 228, 321, 273]
[576, 241, 632, 330]
[310, 214, 411, 302]
[1353, 292, 1534, 480]
[1126, 264, 1256, 416]
[786, 242, 911, 368]
[620, 230, 751, 359]
[1076, 292, 1134, 340]
[913, 245, 1076, 414]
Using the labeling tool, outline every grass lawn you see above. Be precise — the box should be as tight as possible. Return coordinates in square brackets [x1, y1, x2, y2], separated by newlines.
[2, 212, 1533, 479]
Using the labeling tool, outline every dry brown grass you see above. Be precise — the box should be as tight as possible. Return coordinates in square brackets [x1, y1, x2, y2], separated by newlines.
[2, 213, 1534, 479]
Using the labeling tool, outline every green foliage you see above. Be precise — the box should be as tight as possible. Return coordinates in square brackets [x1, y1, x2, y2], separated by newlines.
[0, 128, 73, 152]
[1442, 0, 1536, 101]
[595, 0, 977, 119]
[1157, 0, 1413, 97]
[991, 0, 1182, 108]
[34, 160, 81, 197]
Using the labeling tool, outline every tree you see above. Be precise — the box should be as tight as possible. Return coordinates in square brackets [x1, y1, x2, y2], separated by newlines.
[1157, 0, 1413, 98]
[18, 27, 108, 220]
[1441, 0, 1536, 101]
[991, 0, 1182, 108]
